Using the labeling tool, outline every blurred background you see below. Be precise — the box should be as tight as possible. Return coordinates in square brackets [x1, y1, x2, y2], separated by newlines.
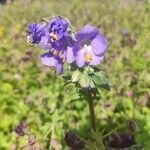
[0, 0, 150, 149]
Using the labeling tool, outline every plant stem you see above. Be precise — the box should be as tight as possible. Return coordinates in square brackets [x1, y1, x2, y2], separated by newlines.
[16, 136, 19, 150]
[86, 89, 96, 131]
[46, 132, 51, 150]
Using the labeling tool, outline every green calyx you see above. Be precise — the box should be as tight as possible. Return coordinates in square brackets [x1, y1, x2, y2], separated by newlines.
[71, 66, 111, 90]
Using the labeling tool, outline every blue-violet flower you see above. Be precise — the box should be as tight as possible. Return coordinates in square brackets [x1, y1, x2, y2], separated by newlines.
[73, 25, 108, 68]
[28, 23, 46, 44]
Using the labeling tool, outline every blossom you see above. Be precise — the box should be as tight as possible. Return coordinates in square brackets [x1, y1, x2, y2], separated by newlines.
[108, 133, 135, 148]
[14, 121, 27, 136]
[126, 90, 134, 97]
[27, 17, 74, 75]
[39, 17, 69, 51]
[73, 25, 108, 68]
[51, 32, 75, 64]
[28, 23, 46, 44]
[38, 31, 52, 50]
[47, 16, 68, 42]
[64, 132, 85, 149]
[40, 32, 75, 75]
[28, 18, 108, 75]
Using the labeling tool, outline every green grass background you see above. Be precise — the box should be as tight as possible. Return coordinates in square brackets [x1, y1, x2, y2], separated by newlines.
[0, 0, 150, 149]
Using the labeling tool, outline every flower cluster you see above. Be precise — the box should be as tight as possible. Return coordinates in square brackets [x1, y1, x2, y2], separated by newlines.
[64, 132, 85, 149]
[28, 16, 108, 75]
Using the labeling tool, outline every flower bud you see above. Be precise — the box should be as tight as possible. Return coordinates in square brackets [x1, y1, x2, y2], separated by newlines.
[126, 90, 134, 97]
[108, 133, 135, 148]
[14, 121, 27, 136]
[64, 132, 85, 149]
[128, 120, 137, 132]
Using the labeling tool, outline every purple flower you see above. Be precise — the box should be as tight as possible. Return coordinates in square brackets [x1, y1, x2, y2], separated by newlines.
[73, 25, 108, 68]
[34, 16, 74, 75]
[64, 32, 76, 64]
[47, 16, 68, 42]
[51, 32, 75, 64]
[108, 133, 135, 148]
[14, 121, 27, 136]
[38, 31, 52, 50]
[39, 16, 69, 51]
[40, 32, 75, 75]
[64, 132, 85, 149]
[28, 23, 46, 44]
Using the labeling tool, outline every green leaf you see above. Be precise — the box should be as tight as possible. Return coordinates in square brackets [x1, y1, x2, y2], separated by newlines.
[90, 78, 95, 88]
[71, 70, 80, 82]
[79, 74, 90, 88]
[92, 71, 111, 90]
[85, 130, 105, 150]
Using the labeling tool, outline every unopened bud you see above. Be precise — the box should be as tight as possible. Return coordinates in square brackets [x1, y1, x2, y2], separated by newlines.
[128, 120, 137, 132]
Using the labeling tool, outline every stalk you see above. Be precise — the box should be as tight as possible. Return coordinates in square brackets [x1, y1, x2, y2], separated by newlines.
[86, 89, 96, 131]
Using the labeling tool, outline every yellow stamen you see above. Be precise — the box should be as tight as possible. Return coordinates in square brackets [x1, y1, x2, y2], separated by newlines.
[52, 50, 57, 56]
[50, 32, 58, 42]
[62, 58, 65, 63]
[85, 53, 92, 62]
[59, 50, 63, 58]
[59, 50, 63, 55]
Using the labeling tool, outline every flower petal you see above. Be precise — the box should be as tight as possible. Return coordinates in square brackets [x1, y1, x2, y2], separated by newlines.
[28, 23, 46, 44]
[66, 47, 75, 64]
[91, 34, 108, 55]
[76, 25, 98, 40]
[75, 47, 86, 68]
[47, 16, 68, 40]
[41, 52, 63, 75]
[89, 54, 104, 66]
[41, 52, 56, 66]
[39, 33, 52, 50]
[85, 45, 104, 66]
[55, 63, 63, 75]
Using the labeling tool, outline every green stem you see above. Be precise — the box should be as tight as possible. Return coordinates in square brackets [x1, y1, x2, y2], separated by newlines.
[45, 132, 51, 150]
[16, 136, 19, 150]
[86, 89, 96, 131]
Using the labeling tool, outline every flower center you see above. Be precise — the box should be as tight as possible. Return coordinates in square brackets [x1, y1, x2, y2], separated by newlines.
[52, 50, 57, 56]
[84, 53, 92, 62]
[52, 49, 65, 62]
[59, 50, 63, 58]
[83, 45, 93, 63]
[50, 32, 58, 42]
